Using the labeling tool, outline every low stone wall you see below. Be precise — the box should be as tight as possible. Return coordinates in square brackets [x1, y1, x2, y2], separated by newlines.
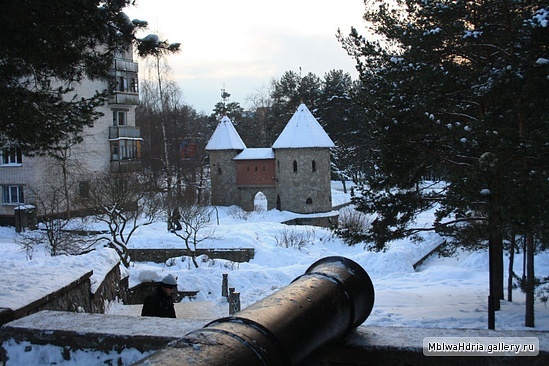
[128, 248, 255, 264]
[0, 311, 200, 353]
[413, 240, 447, 270]
[0, 271, 93, 326]
[302, 325, 549, 365]
[0, 262, 125, 326]
[91, 264, 128, 313]
[282, 213, 339, 228]
[2, 311, 547, 365]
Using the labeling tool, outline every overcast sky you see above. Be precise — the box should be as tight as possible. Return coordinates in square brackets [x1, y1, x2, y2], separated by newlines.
[125, 0, 366, 114]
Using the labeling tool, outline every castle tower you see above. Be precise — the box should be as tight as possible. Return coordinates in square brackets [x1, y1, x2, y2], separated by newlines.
[272, 104, 335, 213]
[205, 115, 246, 206]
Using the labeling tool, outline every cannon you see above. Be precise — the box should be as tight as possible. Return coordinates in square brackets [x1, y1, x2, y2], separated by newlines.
[134, 256, 375, 365]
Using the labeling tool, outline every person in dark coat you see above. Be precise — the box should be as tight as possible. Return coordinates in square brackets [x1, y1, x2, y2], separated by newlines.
[170, 208, 182, 232]
[141, 274, 178, 318]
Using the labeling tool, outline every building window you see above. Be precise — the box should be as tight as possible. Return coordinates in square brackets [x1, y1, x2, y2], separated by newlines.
[130, 78, 138, 93]
[112, 110, 127, 126]
[111, 139, 140, 161]
[114, 71, 138, 93]
[2, 185, 24, 204]
[1, 146, 22, 165]
[293, 160, 298, 173]
[79, 181, 90, 198]
[218, 167, 222, 175]
[306, 197, 313, 205]
[312, 160, 317, 172]
[118, 76, 128, 92]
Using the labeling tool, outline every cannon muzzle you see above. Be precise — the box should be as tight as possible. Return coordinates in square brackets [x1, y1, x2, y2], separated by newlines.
[135, 256, 374, 365]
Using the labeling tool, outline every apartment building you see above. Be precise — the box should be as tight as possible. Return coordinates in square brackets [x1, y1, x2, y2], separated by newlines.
[0, 48, 141, 227]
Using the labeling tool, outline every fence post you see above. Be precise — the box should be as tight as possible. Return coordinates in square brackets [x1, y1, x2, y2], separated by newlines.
[222, 273, 228, 298]
[228, 287, 235, 303]
[229, 291, 240, 315]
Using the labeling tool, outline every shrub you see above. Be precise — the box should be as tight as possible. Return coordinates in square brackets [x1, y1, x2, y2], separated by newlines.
[274, 226, 315, 249]
[334, 206, 371, 246]
[228, 206, 251, 220]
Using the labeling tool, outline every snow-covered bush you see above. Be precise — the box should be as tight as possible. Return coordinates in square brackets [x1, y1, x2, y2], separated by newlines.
[228, 206, 251, 220]
[274, 226, 314, 250]
[333, 206, 371, 246]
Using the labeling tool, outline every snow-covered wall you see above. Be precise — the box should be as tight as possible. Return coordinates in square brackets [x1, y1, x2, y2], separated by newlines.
[0, 248, 125, 325]
[127, 248, 255, 264]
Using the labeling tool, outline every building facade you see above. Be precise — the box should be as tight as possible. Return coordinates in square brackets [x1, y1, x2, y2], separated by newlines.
[0, 48, 141, 226]
[206, 104, 335, 214]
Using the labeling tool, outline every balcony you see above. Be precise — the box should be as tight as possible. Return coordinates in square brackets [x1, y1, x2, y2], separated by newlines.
[109, 92, 139, 105]
[109, 126, 142, 172]
[110, 160, 142, 173]
[109, 59, 139, 105]
[113, 59, 139, 73]
[109, 126, 141, 139]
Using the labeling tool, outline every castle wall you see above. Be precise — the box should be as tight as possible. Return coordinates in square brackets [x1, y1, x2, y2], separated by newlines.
[208, 150, 242, 207]
[238, 186, 277, 211]
[275, 148, 332, 213]
[235, 159, 276, 186]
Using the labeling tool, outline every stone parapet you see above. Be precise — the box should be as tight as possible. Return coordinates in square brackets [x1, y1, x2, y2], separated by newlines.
[127, 248, 255, 264]
[2, 311, 547, 365]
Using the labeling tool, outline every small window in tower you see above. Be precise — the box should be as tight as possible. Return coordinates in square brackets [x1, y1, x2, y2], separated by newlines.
[247, 166, 250, 171]
[218, 167, 222, 175]
[255, 166, 258, 171]
[312, 160, 317, 172]
[306, 197, 313, 205]
[293, 160, 298, 173]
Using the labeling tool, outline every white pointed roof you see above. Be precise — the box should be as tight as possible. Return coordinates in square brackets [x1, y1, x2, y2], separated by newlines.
[272, 104, 335, 149]
[205, 115, 246, 151]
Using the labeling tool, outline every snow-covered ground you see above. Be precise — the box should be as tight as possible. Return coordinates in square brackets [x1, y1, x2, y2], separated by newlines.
[1, 182, 548, 364]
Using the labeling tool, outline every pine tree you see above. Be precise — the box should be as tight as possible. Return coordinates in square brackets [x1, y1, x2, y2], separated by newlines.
[318, 70, 370, 185]
[340, 0, 549, 326]
[270, 70, 322, 141]
[0, 0, 178, 154]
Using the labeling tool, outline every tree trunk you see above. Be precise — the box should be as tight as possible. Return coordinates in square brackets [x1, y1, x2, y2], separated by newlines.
[525, 233, 535, 327]
[522, 235, 527, 283]
[507, 235, 515, 302]
[488, 183, 504, 312]
[489, 234, 502, 312]
[494, 233, 504, 303]
[154, 55, 173, 231]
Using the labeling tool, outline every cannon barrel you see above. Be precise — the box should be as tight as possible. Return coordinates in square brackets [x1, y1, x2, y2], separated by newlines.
[135, 256, 375, 365]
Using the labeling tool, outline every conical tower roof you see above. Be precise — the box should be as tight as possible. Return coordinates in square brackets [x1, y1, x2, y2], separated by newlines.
[205, 115, 246, 151]
[272, 104, 334, 149]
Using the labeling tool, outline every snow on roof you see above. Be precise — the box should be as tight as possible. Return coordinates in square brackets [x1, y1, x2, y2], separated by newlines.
[272, 104, 335, 149]
[205, 115, 246, 151]
[233, 148, 274, 160]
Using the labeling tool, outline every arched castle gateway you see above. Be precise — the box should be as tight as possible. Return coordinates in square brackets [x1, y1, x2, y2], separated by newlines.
[206, 104, 335, 214]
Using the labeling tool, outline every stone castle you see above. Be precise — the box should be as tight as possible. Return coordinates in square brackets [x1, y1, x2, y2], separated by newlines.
[205, 104, 334, 214]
